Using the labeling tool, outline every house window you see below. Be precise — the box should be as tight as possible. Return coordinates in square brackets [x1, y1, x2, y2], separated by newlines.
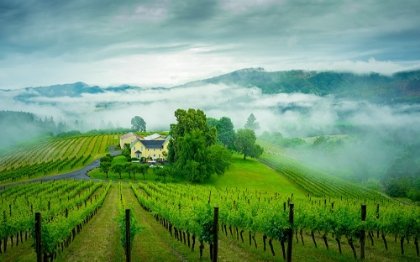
[154, 154, 156, 157]
[134, 146, 136, 151]
[141, 146, 143, 150]
[148, 148, 149, 151]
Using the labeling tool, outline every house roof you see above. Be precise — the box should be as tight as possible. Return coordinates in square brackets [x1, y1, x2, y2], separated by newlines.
[130, 137, 142, 148]
[120, 132, 143, 140]
[120, 132, 134, 140]
[144, 133, 164, 140]
[163, 135, 172, 144]
[130, 136, 171, 149]
[141, 140, 166, 149]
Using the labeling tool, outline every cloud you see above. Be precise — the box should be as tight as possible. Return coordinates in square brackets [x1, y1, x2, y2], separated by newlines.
[0, 0, 420, 89]
[2, 82, 420, 140]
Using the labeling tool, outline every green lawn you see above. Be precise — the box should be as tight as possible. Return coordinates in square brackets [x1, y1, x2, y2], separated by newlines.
[205, 154, 306, 196]
[91, 154, 305, 198]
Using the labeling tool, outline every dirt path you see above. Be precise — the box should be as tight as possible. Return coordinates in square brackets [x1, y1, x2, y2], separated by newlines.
[58, 184, 125, 262]
[123, 185, 184, 261]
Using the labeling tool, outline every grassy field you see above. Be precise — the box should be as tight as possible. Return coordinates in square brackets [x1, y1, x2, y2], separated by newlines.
[91, 154, 306, 197]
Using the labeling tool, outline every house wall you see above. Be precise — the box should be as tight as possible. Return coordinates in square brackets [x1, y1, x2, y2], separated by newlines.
[130, 139, 171, 160]
[120, 135, 137, 149]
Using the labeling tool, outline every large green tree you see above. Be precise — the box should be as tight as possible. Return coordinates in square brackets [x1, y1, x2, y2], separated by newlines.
[216, 117, 236, 149]
[131, 116, 146, 132]
[235, 129, 264, 160]
[244, 113, 260, 131]
[169, 108, 231, 182]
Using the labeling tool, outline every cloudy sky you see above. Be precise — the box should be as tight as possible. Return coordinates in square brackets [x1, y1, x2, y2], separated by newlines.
[1, 0, 420, 89]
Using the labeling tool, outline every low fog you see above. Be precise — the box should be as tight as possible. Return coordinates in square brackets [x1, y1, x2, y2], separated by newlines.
[1, 83, 419, 184]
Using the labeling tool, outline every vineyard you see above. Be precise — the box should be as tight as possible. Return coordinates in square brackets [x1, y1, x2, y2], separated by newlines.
[258, 141, 388, 201]
[1, 180, 419, 261]
[0, 134, 418, 261]
[0, 134, 119, 184]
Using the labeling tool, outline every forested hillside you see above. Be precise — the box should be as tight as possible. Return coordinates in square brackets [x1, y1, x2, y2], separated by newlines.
[179, 68, 420, 103]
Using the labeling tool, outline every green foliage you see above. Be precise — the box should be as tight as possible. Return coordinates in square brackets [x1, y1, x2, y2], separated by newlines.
[139, 164, 150, 180]
[207, 116, 236, 148]
[152, 167, 167, 182]
[114, 208, 143, 251]
[384, 150, 420, 200]
[112, 164, 124, 179]
[131, 116, 146, 132]
[259, 131, 306, 148]
[170, 108, 231, 182]
[100, 154, 114, 163]
[235, 129, 264, 160]
[56, 130, 82, 138]
[100, 162, 111, 178]
[206, 117, 219, 129]
[124, 163, 136, 179]
[244, 113, 260, 131]
[363, 178, 384, 192]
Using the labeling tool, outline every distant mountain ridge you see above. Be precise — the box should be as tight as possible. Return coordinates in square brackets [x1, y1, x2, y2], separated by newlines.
[2, 68, 420, 104]
[178, 68, 420, 103]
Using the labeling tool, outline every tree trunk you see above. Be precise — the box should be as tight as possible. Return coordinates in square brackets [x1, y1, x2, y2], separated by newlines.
[369, 231, 374, 246]
[311, 230, 317, 248]
[263, 235, 267, 251]
[382, 233, 388, 250]
[280, 240, 286, 260]
[335, 238, 342, 254]
[269, 238, 275, 256]
[199, 242, 204, 259]
[347, 237, 357, 259]
[322, 234, 329, 250]
[400, 236, 405, 255]
[300, 230, 304, 245]
[192, 235, 196, 251]
[414, 237, 419, 256]
[252, 233, 257, 248]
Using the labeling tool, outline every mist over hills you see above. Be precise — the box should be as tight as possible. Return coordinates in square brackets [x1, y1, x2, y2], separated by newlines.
[2, 68, 420, 105]
[178, 68, 420, 103]
[1, 67, 420, 139]
[0, 68, 419, 197]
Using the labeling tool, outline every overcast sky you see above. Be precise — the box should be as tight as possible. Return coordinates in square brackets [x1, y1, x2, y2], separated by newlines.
[1, 0, 420, 89]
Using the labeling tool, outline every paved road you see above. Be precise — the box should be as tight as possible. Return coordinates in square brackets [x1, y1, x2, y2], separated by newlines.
[0, 146, 122, 191]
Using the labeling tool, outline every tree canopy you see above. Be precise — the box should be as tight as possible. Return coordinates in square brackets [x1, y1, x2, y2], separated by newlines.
[235, 129, 264, 160]
[206, 116, 236, 149]
[244, 113, 260, 131]
[169, 108, 231, 182]
[131, 116, 146, 132]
